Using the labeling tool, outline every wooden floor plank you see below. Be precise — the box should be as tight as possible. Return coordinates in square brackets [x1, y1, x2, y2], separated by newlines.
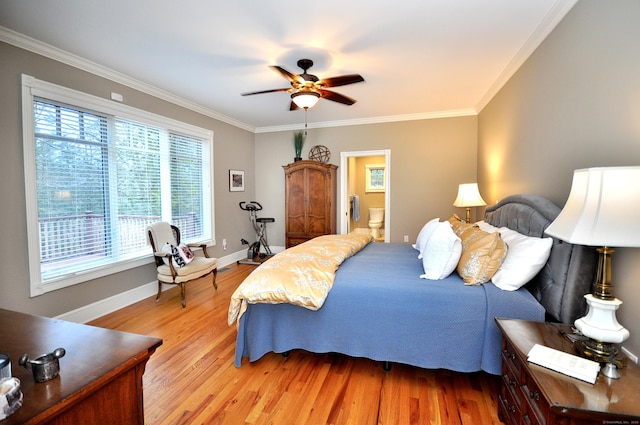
[89, 263, 504, 424]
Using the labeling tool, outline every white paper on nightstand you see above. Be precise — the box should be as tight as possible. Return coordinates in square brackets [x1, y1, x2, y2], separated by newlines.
[527, 343, 601, 384]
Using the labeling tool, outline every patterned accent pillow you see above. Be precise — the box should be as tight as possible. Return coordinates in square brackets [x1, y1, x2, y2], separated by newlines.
[447, 213, 467, 233]
[448, 216, 507, 285]
[170, 244, 187, 267]
[161, 242, 194, 268]
[176, 242, 194, 264]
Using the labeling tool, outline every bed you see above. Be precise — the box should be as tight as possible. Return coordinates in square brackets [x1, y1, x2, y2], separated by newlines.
[229, 194, 597, 375]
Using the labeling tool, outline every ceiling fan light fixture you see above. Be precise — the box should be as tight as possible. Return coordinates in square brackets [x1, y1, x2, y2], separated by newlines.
[291, 91, 320, 109]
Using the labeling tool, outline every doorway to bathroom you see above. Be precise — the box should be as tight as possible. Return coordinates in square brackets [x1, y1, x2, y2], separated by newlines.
[339, 150, 391, 242]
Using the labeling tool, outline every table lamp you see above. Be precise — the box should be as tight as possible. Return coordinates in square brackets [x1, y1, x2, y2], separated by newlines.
[453, 183, 486, 223]
[545, 166, 640, 371]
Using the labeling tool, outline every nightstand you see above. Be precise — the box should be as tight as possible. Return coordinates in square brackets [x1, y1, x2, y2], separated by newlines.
[495, 318, 640, 425]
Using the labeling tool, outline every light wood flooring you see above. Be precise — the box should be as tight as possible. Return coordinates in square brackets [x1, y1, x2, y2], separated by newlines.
[89, 263, 505, 425]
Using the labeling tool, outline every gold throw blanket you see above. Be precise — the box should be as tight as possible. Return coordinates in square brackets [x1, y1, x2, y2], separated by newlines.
[228, 233, 373, 325]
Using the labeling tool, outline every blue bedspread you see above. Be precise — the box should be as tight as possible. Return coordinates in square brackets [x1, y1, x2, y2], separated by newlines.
[234, 242, 545, 375]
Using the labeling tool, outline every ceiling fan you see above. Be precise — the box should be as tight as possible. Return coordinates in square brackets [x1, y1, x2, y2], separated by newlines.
[241, 59, 365, 110]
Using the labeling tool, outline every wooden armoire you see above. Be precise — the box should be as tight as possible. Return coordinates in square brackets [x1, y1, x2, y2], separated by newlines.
[283, 160, 337, 248]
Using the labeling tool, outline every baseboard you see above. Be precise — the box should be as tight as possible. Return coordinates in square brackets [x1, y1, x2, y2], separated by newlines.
[55, 280, 160, 324]
[622, 346, 639, 365]
[54, 248, 274, 324]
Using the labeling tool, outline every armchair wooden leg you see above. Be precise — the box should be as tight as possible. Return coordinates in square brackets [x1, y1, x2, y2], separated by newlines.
[156, 281, 162, 302]
[212, 269, 218, 290]
[180, 283, 186, 308]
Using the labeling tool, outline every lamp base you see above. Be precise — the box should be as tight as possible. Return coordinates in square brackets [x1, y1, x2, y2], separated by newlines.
[574, 339, 627, 369]
[574, 294, 629, 342]
[574, 294, 629, 369]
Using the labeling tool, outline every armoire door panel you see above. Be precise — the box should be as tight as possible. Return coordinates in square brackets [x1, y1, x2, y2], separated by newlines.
[288, 216, 306, 233]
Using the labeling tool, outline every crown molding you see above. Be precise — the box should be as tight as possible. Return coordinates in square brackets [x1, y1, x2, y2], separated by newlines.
[0, 26, 256, 133]
[2, 27, 477, 134]
[255, 108, 478, 134]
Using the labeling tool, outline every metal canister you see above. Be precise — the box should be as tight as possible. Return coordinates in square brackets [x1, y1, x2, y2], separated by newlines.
[0, 354, 11, 379]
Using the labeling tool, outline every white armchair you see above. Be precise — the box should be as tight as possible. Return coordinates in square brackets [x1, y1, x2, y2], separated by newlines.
[146, 222, 217, 308]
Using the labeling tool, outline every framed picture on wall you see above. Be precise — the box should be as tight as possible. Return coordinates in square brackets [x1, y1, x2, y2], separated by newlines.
[229, 169, 245, 192]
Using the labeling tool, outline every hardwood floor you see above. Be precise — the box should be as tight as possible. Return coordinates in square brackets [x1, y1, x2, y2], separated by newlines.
[89, 263, 505, 425]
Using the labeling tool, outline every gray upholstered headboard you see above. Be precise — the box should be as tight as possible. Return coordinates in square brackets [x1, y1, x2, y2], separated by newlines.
[484, 194, 597, 324]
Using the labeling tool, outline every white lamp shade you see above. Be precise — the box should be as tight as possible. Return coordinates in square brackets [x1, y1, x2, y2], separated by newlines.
[453, 183, 486, 207]
[545, 166, 640, 247]
[291, 91, 320, 109]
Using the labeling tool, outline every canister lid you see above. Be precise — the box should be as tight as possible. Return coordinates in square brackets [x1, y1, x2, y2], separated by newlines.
[0, 353, 9, 368]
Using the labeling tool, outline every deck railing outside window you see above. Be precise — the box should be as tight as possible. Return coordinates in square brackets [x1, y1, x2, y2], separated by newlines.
[39, 213, 199, 263]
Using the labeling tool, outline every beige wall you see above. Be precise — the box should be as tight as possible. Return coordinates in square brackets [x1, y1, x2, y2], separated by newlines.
[478, 0, 640, 357]
[0, 41, 256, 317]
[255, 116, 479, 245]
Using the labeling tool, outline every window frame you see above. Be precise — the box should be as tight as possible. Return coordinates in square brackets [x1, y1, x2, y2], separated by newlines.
[22, 75, 215, 296]
[365, 163, 386, 193]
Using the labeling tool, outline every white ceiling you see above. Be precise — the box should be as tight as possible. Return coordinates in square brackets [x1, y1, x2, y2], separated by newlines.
[0, 0, 576, 132]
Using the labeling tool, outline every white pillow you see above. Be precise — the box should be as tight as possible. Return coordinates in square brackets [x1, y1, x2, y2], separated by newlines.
[412, 218, 440, 259]
[491, 227, 553, 291]
[476, 220, 500, 233]
[420, 222, 462, 280]
[161, 242, 173, 265]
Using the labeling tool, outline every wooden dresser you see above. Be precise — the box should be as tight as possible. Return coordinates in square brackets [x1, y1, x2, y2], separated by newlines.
[283, 160, 337, 248]
[0, 308, 162, 424]
[496, 318, 640, 425]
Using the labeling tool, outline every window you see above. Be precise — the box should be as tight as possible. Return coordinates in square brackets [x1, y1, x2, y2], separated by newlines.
[22, 75, 214, 296]
[365, 163, 386, 192]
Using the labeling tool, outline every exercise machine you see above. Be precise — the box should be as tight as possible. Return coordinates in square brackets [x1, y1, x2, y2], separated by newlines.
[237, 201, 275, 265]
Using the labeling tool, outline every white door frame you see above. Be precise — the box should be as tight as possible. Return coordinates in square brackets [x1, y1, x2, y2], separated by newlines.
[339, 149, 391, 242]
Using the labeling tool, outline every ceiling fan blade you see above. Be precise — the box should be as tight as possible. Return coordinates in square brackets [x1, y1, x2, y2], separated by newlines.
[318, 74, 364, 88]
[270, 66, 304, 84]
[241, 88, 290, 96]
[289, 101, 299, 111]
[319, 89, 357, 105]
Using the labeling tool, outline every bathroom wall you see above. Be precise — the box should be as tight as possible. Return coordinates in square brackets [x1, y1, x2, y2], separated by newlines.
[349, 155, 386, 235]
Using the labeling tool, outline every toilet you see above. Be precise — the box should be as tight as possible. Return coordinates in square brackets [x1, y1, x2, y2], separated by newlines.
[368, 208, 385, 239]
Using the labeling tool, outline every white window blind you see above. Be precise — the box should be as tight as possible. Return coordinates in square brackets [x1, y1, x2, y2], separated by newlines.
[169, 132, 206, 239]
[34, 101, 111, 280]
[23, 75, 214, 296]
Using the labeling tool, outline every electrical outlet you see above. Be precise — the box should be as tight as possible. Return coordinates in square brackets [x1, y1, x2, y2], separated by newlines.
[403, 235, 409, 243]
[222, 238, 227, 250]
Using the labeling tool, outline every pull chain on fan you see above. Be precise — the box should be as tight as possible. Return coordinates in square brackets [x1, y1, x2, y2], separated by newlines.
[304, 108, 308, 136]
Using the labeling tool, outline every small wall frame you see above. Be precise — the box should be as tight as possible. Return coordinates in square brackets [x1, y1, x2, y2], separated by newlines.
[229, 169, 245, 192]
